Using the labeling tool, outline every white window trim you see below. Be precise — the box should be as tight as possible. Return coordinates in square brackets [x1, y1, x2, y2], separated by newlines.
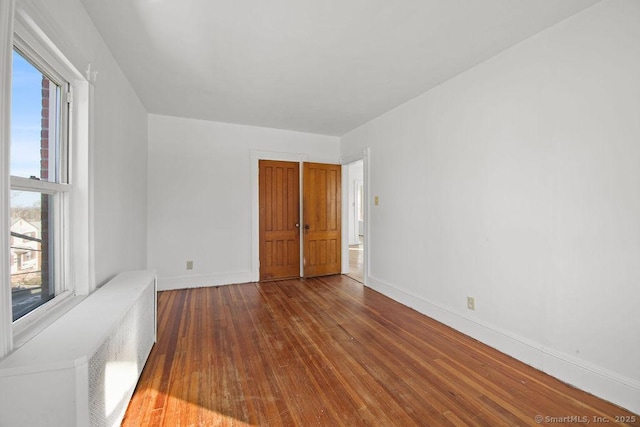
[1, 4, 94, 353]
[0, 0, 16, 358]
[10, 176, 72, 193]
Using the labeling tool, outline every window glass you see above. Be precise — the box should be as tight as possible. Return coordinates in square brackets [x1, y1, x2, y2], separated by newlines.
[11, 50, 62, 181]
[10, 48, 66, 322]
[10, 190, 55, 321]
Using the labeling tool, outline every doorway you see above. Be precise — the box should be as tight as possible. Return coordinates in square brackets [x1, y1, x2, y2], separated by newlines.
[345, 160, 364, 283]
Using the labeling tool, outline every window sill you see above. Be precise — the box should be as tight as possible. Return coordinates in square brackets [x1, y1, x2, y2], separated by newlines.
[12, 293, 86, 350]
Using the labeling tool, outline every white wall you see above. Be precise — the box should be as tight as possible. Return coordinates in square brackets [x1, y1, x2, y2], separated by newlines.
[12, 0, 149, 287]
[341, 0, 640, 414]
[147, 114, 339, 290]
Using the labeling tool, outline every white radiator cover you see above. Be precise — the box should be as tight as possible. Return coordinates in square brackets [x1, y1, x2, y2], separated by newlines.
[0, 270, 156, 427]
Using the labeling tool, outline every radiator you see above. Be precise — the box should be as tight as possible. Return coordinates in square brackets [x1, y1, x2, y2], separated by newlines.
[0, 270, 156, 427]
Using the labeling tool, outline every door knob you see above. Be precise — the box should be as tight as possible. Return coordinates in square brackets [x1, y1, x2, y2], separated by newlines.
[295, 223, 300, 228]
[304, 224, 310, 230]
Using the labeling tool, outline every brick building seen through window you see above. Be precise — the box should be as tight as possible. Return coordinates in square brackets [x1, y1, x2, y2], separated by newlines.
[10, 51, 61, 321]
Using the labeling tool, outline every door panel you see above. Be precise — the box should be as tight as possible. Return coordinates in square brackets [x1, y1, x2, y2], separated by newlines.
[259, 160, 300, 280]
[303, 162, 341, 277]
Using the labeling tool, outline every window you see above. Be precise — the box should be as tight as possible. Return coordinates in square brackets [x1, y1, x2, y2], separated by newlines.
[1, 5, 91, 354]
[10, 44, 71, 322]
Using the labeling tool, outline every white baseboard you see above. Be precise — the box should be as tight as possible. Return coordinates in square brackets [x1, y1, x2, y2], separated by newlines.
[366, 275, 640, 415]
[157, 270, 254, 291]
[542, 348, 640, 415]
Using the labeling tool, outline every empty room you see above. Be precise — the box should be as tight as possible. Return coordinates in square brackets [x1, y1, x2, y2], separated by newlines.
[0, 0, 639, 425]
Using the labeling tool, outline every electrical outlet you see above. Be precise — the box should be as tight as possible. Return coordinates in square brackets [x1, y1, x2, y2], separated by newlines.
[467, 296, 475, 311]
[186, 260, 193, 270]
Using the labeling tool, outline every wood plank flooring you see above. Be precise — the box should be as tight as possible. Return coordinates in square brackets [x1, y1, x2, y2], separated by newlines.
[347, 241, 364, 283]
[122, 275, 638, 426]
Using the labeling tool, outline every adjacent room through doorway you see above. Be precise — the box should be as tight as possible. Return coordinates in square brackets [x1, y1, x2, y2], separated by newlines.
[345, 160, 364, 283]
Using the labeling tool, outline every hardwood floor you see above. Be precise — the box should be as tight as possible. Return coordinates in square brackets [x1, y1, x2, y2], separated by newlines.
[347, 241, 364, 283]
[122, 275, 638, 426]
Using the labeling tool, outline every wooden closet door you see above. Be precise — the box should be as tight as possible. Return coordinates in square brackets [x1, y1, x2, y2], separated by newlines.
[259, 160, 300, 280]
[303, 162, 341, 277]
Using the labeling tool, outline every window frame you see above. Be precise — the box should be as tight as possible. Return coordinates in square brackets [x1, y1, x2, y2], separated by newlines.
[9, 35, 74, 333]
[2, 7, 94, 348]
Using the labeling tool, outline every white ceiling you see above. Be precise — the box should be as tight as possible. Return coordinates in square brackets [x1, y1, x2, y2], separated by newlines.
[80, 0, 599, 136]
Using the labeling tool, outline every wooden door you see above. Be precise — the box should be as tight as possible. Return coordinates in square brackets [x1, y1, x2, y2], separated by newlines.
[259, 160, 300, 280]
[303, 162, 341, 277]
